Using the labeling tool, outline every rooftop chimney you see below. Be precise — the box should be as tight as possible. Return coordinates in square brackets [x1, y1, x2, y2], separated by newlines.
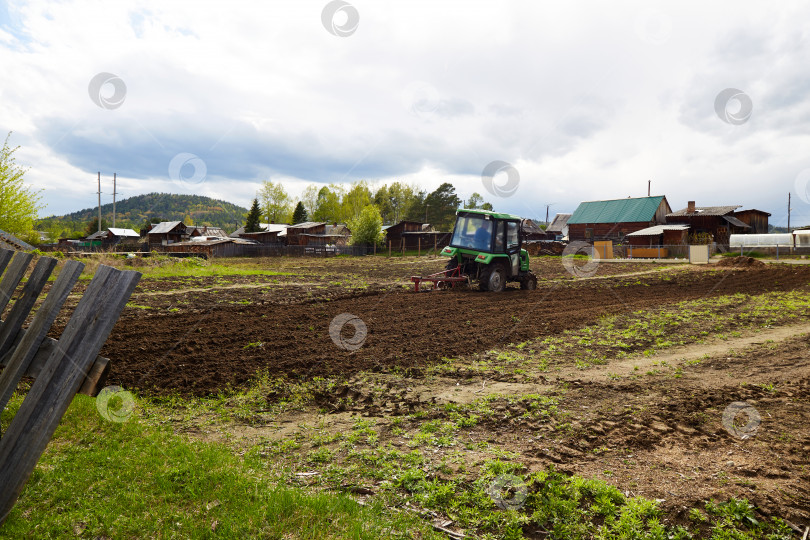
[687, 201, 696, 213]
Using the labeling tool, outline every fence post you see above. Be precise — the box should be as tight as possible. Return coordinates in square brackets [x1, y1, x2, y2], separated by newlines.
[401, 238, 404, 255]
[418, 238, 421, 257]
[388, 240, 391, 257]
[776, 244, 779, 260]
[434, 236, 437, 257]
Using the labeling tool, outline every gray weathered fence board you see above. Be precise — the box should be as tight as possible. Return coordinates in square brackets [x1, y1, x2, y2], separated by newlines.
[0, 259, 84, 419]
[0, 256, 58, 358]
[0, 265, 141, 523]
[0, 334, 110, 395]
[0, 249, 13, 276]
[0, 252, 33, 315]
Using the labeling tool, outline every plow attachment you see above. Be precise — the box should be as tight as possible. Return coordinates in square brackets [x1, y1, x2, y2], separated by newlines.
[410, 266, 470, 292]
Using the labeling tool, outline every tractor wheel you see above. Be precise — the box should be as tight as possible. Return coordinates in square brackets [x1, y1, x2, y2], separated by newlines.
[520, 273, 538, 290]
[445, 258, 459, 274]
[480, 263, 506, 292]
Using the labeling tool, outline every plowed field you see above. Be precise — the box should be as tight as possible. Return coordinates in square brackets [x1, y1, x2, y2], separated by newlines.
[99, 262, 810, 396]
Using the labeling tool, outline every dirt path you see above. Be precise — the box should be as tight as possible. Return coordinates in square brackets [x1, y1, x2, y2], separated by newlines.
[555, 322, 810, 383]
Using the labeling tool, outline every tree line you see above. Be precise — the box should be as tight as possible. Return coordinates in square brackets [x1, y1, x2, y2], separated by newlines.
[254, 180, 493, 233]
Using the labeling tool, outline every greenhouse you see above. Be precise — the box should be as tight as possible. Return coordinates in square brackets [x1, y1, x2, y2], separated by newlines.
[729, 233, 792, 247]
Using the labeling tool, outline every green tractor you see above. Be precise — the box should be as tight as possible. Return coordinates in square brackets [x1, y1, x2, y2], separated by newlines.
[439, 209, 537, 292]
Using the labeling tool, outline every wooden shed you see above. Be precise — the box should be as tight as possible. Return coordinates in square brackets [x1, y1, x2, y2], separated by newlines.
[666, 202, 750, 245]
[567, 196, 671, 242]
[733, 209, 770, 234]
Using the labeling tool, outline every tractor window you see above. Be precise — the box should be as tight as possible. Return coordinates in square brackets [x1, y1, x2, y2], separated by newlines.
[450, 215, 492, 251]
[506, 222, 519, 249]
[494, 221, 505, 251]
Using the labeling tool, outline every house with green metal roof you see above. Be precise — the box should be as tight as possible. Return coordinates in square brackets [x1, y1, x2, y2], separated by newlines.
[567, 195, 671, 242]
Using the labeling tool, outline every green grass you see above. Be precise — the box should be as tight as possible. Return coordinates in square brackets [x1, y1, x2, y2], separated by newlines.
[135, 261, 295, 280]
[60, 254, 297, 281]
[1, 381, 795, 540]
[720, 250, 767, 258]
[0, 392, 436, 539]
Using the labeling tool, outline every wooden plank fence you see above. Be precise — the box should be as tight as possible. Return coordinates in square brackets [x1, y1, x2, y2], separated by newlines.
[0, 248, 140, 523]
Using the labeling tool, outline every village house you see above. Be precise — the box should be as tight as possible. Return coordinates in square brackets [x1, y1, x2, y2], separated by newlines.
[383, 221, 447, 250]
[546, 213, 571, 240]
[567, 195, 672, 242]
[146, 221, 186, 249]
[665, 202, 760, 245]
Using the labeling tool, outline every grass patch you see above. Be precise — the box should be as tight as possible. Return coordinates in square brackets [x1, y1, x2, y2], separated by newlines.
[50, 253, 296, 281]
[0, 391, 435, 539]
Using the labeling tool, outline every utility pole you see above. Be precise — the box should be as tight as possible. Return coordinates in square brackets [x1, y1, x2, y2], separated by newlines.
[97, 172, 102, 233]
[648, 180, 651, 196]
[544, 203, 555, 227]
[788, 192, 791, 231]
[424, 204, 429, 224]
[112, 173, 118, 228]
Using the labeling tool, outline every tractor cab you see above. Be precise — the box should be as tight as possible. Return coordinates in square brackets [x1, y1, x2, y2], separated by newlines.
[439, 209, 537, 292]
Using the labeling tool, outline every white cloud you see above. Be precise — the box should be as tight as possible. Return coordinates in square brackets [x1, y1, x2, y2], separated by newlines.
[2, 0, 810, 224]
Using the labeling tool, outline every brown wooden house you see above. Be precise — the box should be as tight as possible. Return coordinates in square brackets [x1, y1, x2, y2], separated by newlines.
[666, 202, 751, 245]
[146, 221, 186, 249]
[521, 219, 553, 241]
[239, 230, 281, 245]
[229, 223, 288, 243]
[186, 226, 228, 239]
[285, 222, 327, 246]
[546, 213, 572, 239]
[567, 196, 671, 242]
[384, 221, 448, 250]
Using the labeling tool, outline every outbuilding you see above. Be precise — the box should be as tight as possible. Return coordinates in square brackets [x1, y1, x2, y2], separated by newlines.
[666, 202, 762, 245]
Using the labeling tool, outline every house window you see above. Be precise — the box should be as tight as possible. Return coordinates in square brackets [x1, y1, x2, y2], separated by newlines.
[585, 228, 593, 240]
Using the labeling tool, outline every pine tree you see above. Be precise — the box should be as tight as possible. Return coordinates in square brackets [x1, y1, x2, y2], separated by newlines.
[244, 198, 263, 233]
[291, 201, 308, 224]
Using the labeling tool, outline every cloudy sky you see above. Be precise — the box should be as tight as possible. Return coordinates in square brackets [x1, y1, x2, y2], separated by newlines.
[2, 0, 810, 225]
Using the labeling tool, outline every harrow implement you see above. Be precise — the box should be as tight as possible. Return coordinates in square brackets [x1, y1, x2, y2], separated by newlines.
[410, 265, 470, 292]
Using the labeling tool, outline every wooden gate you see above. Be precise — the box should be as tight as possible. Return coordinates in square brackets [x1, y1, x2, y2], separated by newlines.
[0, 248, 140, 523]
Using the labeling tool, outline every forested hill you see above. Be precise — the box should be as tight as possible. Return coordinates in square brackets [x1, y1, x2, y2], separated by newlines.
[38, 193, 248, 236]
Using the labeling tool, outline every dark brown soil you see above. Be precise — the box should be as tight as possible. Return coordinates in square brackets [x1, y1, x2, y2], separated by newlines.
[99, 264, 810, 396]
[716, 256, 767, 267]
